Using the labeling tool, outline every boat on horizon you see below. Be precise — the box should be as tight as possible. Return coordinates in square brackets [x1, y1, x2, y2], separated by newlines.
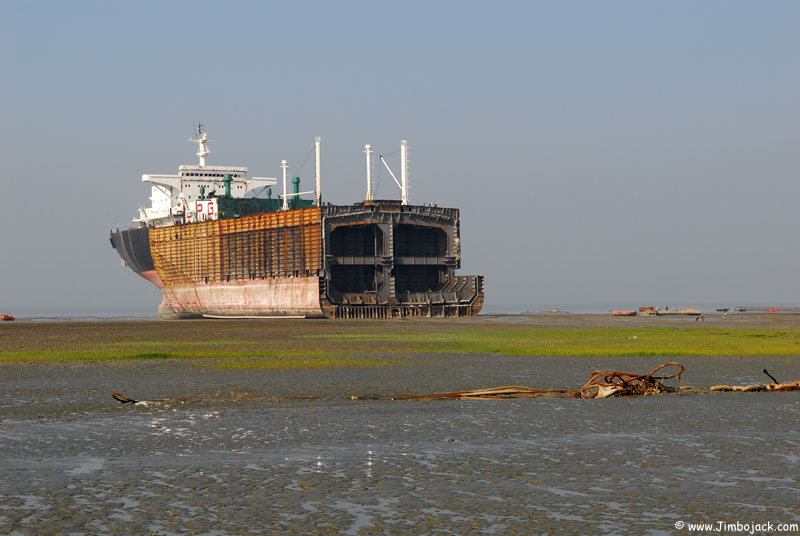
[637, 306, 701, 316]
[1, 314, 16, 321]
[612, 310, 637, 316]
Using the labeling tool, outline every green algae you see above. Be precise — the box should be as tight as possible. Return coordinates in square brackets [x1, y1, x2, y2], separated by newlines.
[312, 328, 800, 357]
[4, 325, 799, 364]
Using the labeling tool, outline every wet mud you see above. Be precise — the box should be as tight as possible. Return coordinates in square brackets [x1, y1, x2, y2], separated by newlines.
[1, 315, 798, 534]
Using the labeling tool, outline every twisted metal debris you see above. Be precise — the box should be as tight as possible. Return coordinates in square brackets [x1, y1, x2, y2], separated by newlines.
[113, 361, 799, 405]
[349, 362, 687, 400]
[578, 362, 685, 399]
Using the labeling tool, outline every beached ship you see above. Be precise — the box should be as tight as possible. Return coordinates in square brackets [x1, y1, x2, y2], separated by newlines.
[110, 128, 484, 319]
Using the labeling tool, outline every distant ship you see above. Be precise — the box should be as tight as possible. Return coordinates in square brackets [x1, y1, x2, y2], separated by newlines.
[638, 306, 701, 316]
[110, 127, 484, 319]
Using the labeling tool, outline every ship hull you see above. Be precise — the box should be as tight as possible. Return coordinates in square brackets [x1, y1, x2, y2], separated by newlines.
[111, 204, 484, 319]
[159, 277, 325, 319]
[109, 227, 164, 287]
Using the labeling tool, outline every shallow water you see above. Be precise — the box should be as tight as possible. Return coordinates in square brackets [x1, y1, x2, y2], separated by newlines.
[1, 356, 799, 535]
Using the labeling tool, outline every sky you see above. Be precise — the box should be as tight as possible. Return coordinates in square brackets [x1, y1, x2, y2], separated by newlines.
[1, 1, 799, 314]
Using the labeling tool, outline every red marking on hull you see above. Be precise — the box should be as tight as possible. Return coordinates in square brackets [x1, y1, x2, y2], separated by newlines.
[139, 270, 165, 289]
[159, 277, 324, 318]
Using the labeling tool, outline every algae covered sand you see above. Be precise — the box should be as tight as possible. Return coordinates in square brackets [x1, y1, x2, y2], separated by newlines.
[2, 313, 800, 365]
[314, 327, 800, 358]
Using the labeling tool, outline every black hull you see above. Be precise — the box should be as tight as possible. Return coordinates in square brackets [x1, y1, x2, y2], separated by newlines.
[110, 227, 154, 275]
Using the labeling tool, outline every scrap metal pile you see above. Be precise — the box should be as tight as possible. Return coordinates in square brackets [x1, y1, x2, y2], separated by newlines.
[370, 362, 688, 400]
[578, 362, 685, 399]
[356, 362, 799, 400]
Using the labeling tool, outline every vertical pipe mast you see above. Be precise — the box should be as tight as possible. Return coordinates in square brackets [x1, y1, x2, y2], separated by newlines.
[281, 160, 289, 211]
[315, 137, 322, 206]
[364, 144, 373, 201]
[400, 139, 409, 205]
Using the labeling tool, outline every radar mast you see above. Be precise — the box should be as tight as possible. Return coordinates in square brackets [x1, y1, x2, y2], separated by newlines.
[189, 123, 210, 167]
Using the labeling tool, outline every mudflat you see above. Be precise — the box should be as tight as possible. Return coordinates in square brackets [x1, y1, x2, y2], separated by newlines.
[2, 313, 800, 410]
[5, 312, 800, 350]
[4, 311, 800, 354]
[2, 314, 798, 534]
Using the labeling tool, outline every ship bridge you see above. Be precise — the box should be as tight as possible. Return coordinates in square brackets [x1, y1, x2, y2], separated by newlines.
[134, 130, 276, 227]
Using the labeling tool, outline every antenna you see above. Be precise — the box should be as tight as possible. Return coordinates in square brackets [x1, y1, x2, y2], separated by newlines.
[188, 123, 211, 167]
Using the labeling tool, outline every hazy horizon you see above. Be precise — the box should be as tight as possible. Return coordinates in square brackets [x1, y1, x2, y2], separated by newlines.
[2, 1, 799, 314]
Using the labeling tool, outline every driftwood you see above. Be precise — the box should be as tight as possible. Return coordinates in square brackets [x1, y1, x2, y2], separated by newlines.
[113, 364, 800, 405]
[710, 381, 800, 392]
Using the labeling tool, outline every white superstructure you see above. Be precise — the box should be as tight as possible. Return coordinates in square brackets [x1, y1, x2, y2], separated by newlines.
[135, 128, 276, 227]
[133, 129, 412, 227]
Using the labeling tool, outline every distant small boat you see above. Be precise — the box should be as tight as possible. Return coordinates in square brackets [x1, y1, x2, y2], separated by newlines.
[1, 314, 16, 321]
[716, 308, 729, 313]
[546, 309, 562, 313]
[612, 310, 637, 316]
[679, 308, 702, 316]
[767, 308, 778, 313]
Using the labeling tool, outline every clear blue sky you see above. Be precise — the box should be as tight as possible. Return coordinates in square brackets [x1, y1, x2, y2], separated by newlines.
[1, 1, 798, 313]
